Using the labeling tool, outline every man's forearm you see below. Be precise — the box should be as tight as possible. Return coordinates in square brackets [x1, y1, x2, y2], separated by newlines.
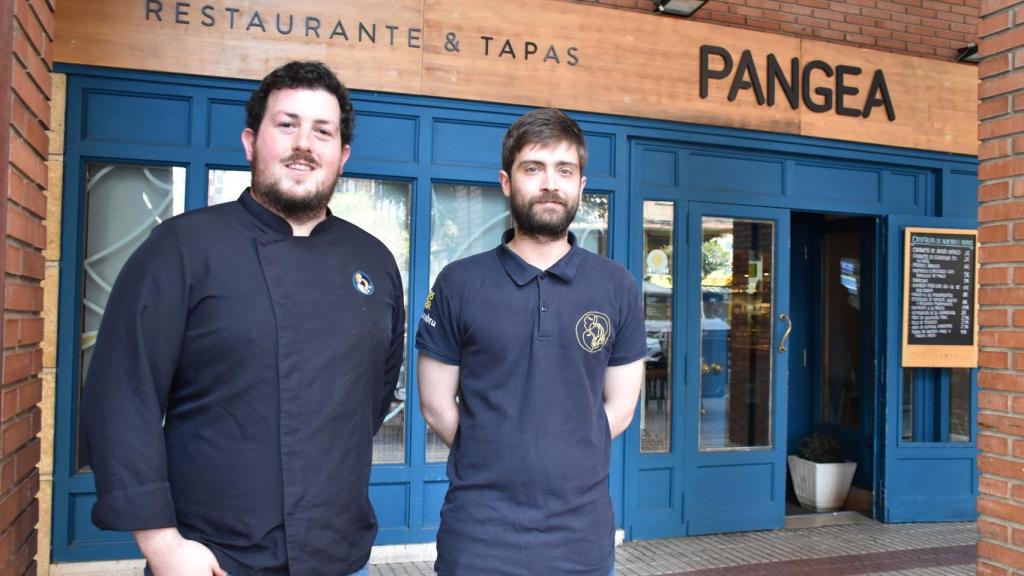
[423, 403, 459, 447]
[604, 403, 633, 439]
[134, 526, 184, 557]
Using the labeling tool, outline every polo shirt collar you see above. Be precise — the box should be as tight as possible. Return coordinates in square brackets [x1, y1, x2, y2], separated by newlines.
[238, 187, 335, 237]
[497, 228, 582, 286]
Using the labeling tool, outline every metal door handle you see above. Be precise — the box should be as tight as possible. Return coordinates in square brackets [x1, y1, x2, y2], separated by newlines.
[778, 312, 792, 353]
[700, 361, 723, 375]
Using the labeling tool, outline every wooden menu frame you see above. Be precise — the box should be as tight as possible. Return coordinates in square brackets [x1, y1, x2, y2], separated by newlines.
[901, 227, 978, 368]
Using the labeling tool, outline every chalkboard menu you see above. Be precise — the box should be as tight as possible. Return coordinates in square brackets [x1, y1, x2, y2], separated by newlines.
[902, 227, 978, 368]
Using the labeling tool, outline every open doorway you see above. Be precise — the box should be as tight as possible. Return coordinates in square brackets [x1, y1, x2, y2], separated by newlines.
[786, 213, 879, 526]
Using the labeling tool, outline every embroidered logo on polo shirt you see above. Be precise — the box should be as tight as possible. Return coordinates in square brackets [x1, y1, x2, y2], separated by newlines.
[352, 271, 374, 296]
[576, 311, 611, 353]
[424, 288, 435, 311]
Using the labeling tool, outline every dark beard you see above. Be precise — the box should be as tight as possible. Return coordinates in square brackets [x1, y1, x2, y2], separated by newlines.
[250, 153, 335, 223]
[510, 190, 579, 240]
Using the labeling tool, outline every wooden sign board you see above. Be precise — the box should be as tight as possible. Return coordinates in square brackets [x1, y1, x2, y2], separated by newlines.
[54, 0, 978, 155]
[901, 227, 978, 368]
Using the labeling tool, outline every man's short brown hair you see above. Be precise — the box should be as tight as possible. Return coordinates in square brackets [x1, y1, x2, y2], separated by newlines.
[501, 108, 587, 175]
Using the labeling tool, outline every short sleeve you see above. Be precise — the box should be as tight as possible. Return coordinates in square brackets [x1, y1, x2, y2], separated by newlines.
[415, 267, 462, 365]
[609, 271, 647, 367]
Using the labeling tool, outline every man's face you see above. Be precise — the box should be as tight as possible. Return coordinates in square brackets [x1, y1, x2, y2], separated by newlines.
[241, 88, 351, 220]
[499, 141, 586, 240]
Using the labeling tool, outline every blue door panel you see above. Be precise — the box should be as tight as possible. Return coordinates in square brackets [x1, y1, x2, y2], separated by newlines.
[882, 215, 979, 523]
[687, 151, 784, 199]
[206, 99, 248, 151]
[584, 132, 616, 179]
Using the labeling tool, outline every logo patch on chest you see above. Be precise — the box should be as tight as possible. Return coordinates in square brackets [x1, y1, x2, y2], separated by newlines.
[576, 311, 611, 353]
[352, 271, 375, 296]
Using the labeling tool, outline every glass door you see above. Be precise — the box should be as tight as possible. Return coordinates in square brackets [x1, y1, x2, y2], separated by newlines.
[684, 203, 791, 535]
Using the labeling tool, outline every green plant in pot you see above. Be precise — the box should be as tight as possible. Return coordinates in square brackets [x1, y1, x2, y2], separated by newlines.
[787, 431, 857, 512]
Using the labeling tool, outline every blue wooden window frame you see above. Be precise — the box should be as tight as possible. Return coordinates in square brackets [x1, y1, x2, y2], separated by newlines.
[52, 64, 978, 562]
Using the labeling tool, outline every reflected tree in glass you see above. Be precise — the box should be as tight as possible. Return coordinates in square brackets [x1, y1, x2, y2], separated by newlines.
[641, 201, 673, 453]
[699, 217, 774, 451]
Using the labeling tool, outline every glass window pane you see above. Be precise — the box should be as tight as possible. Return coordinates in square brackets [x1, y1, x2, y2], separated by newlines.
[572, 194, 609, 256]
[425, 184, 610, 462]
[78, 164, 187, 470]
[700, 217, 774, 451]
[903, 367, 971, 443]
[902, 368, 914, 442]
[208, 170, 251, 206]
[329, 178, 412, 464]
[206, 170, 412, 464]
[949, 368, 971, 443]
[426, 183, 508, 461]
[642, 201, 674, 453]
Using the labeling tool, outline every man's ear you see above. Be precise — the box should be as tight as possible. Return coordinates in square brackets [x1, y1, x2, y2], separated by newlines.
[499, 170, 511, 198]
[338, 144, 352, 176]
[241, 128, 256, 162]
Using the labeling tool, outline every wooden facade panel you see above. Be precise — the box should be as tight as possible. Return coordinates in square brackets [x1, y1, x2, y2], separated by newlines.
[54, 0, 425, 94]
[53, 0, 977, 155]
[49, 0, 974, 154]
[421, 0, 803, 134]
[799, 40, 978, 155]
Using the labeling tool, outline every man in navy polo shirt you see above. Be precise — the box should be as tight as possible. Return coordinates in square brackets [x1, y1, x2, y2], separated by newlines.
[417, 108, 646, 576]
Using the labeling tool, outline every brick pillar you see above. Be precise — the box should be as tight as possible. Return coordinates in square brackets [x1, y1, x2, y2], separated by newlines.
[0, 0, 52, 573]
[977, 2, 1024, 574]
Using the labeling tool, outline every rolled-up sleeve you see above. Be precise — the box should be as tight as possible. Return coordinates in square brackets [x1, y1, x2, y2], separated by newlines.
[81, 223, 189, 531]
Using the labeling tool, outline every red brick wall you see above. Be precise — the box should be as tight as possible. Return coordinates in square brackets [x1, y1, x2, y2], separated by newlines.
[977, 1, 1024, 574]
[0, 0, 51, 574]
[574, 0, 978, 61]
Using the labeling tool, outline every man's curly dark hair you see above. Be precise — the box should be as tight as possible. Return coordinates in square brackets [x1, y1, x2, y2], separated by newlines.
[246, 61, 355, 146]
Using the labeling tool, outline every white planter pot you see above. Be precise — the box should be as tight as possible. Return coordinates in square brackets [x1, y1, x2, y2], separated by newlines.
[787, 455, 858, 513]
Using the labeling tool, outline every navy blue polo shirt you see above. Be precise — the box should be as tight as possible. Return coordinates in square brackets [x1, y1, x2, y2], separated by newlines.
[416, 230, 646, 576]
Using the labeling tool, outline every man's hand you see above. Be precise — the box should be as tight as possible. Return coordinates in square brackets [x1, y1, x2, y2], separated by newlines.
[134, 527, 227, 576]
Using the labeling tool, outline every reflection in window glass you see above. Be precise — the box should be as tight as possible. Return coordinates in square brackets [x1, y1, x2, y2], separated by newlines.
[902, 367, 972, 443]
[902, 368, 914, 442]
[208, 170, 251, 206]
[329, 179, 412, 464]
[642, 201, 673, 453]
[949, 368, 971, 443]
[572, 194, 609, 256]
[700, 217, 774, 451]
[78, 164, 187, 470]
[207, 170, 413, 464]
[426, 184, 610, 461]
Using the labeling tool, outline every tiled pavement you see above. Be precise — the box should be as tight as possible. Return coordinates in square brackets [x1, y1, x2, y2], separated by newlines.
[370, 521, 977, 576]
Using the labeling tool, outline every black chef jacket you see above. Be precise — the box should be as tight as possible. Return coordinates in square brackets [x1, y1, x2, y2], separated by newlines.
[82, 189, 405, 576]
[416, 231, 646, 576]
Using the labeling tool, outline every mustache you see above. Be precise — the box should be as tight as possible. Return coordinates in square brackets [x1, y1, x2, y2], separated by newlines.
[528, 192, 567, 207]
[283, 152, 319, 168]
